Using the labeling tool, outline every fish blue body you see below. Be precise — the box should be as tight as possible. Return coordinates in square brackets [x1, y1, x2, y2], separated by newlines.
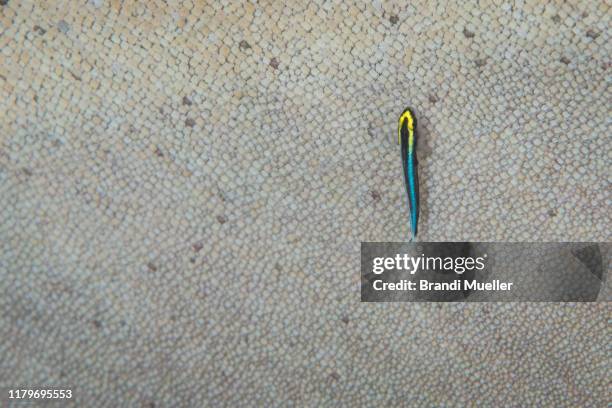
[398, 108, 419, 241]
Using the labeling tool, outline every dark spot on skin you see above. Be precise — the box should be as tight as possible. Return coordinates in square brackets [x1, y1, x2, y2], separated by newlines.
[33, 25, 46, 35]
[189, 257, 196, 264]
[70, 71, 82, 81]
[370, 190, 381, 202]
[269, 57, 279, 70]
[548, 209, 558, 218]
[185, 118, 195, 127]
[560, 56, 571, 65]
[238, 40, 251, 51]
[147, 262, 157, 272]
[216, 215, 227, 224]
[330, 372, 340, 381]
[193, 242, 203, 252]
[182, 96, 192, 106]
[367, 122, 375, 138]
[551, 15, 561, 24]
[154, 146, 164, 157]
[586, 29, 600, 39]
[92, 320, 102, 329]
[463, 28, 475, 38]
[429, 94, 439, 104]
[389, 15, 399, 25]
[340, 316, 349, 324]
[475, 58, 487, 67]
[57, 20, 70, 34]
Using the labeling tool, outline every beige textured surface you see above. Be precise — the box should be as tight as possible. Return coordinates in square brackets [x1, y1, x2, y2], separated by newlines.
[1, 0, 610, 406]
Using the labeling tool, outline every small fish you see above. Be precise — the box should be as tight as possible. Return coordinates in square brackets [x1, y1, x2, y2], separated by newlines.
[398, 108, 419, 241]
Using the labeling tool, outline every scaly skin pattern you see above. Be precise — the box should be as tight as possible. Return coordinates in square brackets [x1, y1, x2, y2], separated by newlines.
[0, 1, 610, 407]
[399, 108, 419, 240]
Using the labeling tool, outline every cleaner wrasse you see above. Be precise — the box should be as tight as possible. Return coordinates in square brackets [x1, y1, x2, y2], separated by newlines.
[398, 108, 419, 241]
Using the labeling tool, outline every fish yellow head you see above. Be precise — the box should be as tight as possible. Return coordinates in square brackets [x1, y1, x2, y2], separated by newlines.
[398, 108, 415, 145]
